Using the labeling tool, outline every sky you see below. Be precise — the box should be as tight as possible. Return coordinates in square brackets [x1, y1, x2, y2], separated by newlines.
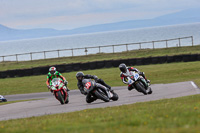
[0, 0, 200, 30]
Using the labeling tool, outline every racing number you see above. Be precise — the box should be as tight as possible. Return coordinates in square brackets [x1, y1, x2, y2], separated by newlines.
[85, 82, 91, 89]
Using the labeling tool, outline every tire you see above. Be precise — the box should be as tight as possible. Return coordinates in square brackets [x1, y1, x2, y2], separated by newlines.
[56, 91, 65, 104]
[94, 90, 110, 102]
[86, 96, 97, 103]
[2, 99, 7, 102]
[111, 92, 119, 101]
[135, 82, 147, 95]
[147, 87, 153, 94]
[65, 99, 69, 104]
[65, 92, 69, 104]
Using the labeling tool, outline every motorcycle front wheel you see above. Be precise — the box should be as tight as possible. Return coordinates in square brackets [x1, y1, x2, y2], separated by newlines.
[56, 91, 65, 104]
[65, 94, 69, 104]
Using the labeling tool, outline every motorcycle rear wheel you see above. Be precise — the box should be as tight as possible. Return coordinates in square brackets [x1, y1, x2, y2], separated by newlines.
[111, 92, 119, 101]
[147, 87, 153, 94]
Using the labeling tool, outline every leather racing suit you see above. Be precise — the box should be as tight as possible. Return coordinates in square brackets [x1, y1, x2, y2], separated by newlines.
[77, 74, 111, 103]
[46, 71, 68, 91]
[120, 67, 149, 90]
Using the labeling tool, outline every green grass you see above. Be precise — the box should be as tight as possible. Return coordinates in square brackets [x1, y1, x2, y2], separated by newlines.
[0, 45, 200, 71]
[1, 61, 200, 95]
[1, 46, 200, 132]
[0, 94, 200, 133]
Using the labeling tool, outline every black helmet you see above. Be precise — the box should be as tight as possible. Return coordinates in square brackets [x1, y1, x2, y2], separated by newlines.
[119, 63, 127, 73]
[76, 72, 84, 81]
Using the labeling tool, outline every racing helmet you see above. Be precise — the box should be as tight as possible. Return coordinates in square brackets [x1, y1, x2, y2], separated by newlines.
[119, 63, 127, 73]
[49, 67, 56, 75]
[76, 72, 84, 81]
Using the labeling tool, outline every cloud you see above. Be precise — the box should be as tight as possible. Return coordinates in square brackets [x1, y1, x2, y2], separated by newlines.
[12, 9, 175, 30]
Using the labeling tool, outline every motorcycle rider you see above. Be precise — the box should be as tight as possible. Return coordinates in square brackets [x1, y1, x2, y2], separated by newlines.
[76, 72, 113, 103]
[46, 66, 70, 92]
[0, 95, 7, 102]
[119, 63, 150, 91]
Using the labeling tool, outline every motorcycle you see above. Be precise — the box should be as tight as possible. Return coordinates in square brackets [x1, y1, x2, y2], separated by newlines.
[82, 79, 118, 102]
[127, 71, 152, 95]
[0, 95, 7, 102]
[50, 78, 69, 104]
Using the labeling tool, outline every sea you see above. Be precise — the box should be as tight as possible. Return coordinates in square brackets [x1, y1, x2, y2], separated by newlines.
[0, 22, 200, 61]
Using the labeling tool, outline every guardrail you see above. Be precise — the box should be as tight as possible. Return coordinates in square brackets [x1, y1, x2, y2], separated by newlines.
[0, 36, 194, 62]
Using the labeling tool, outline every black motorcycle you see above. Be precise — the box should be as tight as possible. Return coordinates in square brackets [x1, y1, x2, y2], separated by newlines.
[82, 79, 118, 102]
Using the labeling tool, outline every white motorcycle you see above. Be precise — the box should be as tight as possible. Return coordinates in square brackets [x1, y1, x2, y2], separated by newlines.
[126, 71, 152, 95]
[0, 95, 7, 102]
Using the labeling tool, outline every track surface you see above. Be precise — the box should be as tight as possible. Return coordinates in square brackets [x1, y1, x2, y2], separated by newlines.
[0, 81, 199, 121]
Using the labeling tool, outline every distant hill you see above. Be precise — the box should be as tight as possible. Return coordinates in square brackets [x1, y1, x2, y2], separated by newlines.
[0, 8, 200, 41]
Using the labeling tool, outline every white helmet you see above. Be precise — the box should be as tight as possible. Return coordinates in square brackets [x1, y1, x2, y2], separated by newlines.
[49, 67, 56, 75]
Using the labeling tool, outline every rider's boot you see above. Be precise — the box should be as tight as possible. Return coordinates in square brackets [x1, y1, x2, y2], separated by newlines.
[98, 79, 113, 92]
[128, 85, 134, 91]
[139, 72, 150, 84]
[66, 87, 70, 91]
[65, 85, 70, 91]
[146, 79, 151, 86]
[64, 81, 70, 91]
[107, 86, 114, 92]
[147, 86, 153, 94]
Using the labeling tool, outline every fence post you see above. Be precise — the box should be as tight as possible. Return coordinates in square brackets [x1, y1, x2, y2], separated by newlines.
[178, 38, 181, 47]
[16, 54, 18, 62]
[139, 43, 141, 49]
[112, 45, 115, 53]
[85, 48, 88, 55]
[71, 49, 74, 57]
[2, 56, 4, 62]
[126, 44, 128, 51]
[44, 51, 46, 59]
[30, 53, 32, 61]
[152, 41, 155, 49]
[99, 46, 101, 53]
[57, 50, 60, 58]
[166, 40, 168, 48]
[191, 36, 194, 46]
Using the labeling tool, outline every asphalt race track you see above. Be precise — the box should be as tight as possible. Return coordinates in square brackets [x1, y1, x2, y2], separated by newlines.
[0, 81, 200, 121]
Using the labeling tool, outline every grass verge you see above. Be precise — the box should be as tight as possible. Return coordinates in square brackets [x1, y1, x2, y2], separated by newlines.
[0, 45, 200, 71]
[0, 94, 200, 133]
[1, 61, 200, 95]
